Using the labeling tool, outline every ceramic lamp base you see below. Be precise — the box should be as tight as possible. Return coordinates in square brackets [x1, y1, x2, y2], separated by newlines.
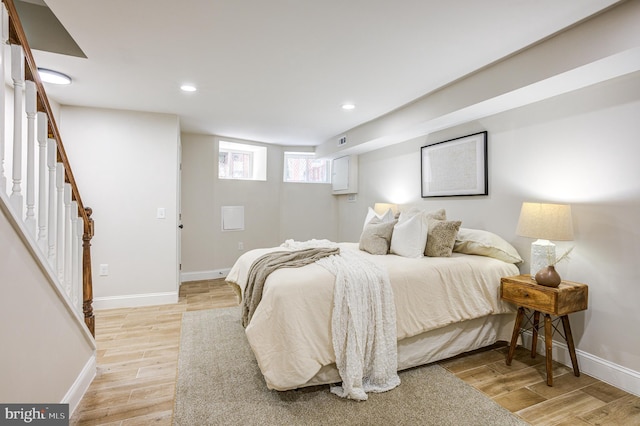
[530, 239, 555, 278]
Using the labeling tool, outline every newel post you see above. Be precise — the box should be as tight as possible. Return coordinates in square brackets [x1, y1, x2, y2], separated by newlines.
[82, 207, 95, 336]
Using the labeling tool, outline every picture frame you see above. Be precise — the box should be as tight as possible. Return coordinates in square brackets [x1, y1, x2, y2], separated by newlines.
[421, 131, 488, 198]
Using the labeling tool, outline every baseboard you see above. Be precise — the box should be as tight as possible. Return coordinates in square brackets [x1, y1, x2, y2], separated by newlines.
[521, 332, 640, 397]
[181, 268, 230, 282]
[63, 352, 96, 416]
[93, 291, 179, 310]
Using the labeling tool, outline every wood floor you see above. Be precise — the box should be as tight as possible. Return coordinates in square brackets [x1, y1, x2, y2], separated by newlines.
[71, 279, 640, 425]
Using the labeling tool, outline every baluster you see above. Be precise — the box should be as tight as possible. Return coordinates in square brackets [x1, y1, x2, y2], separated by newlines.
[64, 183, 72, 296]
[10, 44, 25, 214]
[25, 80, 37, 234]
[76, 218, 84, 314]
[37, 112, 48, 251]
[0, 5, 8, 194]
[56, 163, 64, 282]
[71, 200, 79, 308]
[47, 139, 57, 265]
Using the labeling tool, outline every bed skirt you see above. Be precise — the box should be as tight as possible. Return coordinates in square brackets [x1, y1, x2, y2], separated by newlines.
[280, 312, 516, 390]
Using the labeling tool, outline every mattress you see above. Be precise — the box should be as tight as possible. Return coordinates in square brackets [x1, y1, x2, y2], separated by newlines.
[227, 242, 519, 390]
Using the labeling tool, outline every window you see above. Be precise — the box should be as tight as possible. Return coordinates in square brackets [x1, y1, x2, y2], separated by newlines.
[218, 140, 267, 181]
[283, 152, 331, 183]
[219, 150, 252, 179]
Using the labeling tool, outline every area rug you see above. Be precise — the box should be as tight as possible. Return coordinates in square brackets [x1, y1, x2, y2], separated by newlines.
[173, 307, 529, 426]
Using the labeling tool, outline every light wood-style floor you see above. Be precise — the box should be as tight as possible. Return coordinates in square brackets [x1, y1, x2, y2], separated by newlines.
[71, 279, 640, 425]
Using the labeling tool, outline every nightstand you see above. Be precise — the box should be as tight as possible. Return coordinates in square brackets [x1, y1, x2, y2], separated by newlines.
[500, 274, 588, 386]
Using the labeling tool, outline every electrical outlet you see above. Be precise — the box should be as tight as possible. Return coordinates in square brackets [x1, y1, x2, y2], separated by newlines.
[99, 264, 109, 276]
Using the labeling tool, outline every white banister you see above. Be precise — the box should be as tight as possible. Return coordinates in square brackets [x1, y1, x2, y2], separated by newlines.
[25, 80, 37, 235]
[1, 1, 95, 335]
[63, 183, 72, 296]
[47, 138, 57, 265]
[56, 162, 64, 282]
[71, 199, 79, 307]
[37, 112, 48, 251]
[76, 219, 83, 312]
[0, 5, 8, 194]
[10, 44, 24, 214]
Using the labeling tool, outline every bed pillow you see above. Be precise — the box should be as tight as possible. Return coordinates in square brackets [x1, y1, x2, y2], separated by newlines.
[425, 219, 461, 257]
[362, 206, 395, 230]
[397, 207, 446, 224]
[390, 213, 428, 258]
[359, 218, 396, 255]
[453, 228, 523, 264]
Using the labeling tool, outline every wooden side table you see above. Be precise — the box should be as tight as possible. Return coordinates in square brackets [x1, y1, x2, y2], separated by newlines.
[500, 274, 588, 386]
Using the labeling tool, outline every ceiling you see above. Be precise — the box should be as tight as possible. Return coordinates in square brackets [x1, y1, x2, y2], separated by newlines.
[21, 0, 622, 147]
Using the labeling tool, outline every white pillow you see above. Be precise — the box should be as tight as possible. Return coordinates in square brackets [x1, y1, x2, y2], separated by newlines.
[362, 207, 395, 230]
[397, 207, 446, 224]
[453, 228, 523, 264]
[390, 213, 428, 258]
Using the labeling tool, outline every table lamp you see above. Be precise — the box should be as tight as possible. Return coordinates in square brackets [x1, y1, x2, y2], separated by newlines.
[373, 203, 398, 216]
[516, 202, 574, 278]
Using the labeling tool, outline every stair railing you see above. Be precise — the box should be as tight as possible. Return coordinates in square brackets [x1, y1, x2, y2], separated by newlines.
[1, 0, 95, 336]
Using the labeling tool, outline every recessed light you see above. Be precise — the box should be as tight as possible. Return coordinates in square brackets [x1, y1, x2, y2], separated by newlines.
[342, 103, 355, 110]
[37, 68, 72, 85]
[180, 84, 197, 92]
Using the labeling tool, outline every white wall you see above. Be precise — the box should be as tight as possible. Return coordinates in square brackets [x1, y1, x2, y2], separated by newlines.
[317, 0, 640, 160]
[180, 133, 338, 277]
[0, 202, 95, 408]
[279, 181, 338, 243]
[325, 1, 640, 394]
[339, 71, 640, 392]
[58, 107, 181, 308]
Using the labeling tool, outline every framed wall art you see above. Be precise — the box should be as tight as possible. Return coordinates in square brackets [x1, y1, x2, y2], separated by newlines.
[421, 131, 488, 198]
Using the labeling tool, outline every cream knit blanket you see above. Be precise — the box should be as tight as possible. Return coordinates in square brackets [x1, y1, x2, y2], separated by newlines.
[317, 249, 400, 400]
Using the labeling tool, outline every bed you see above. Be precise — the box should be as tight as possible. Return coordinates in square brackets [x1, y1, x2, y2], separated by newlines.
[226, 209, 523, 393]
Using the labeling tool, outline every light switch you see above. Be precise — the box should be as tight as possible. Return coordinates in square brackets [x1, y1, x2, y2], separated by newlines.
[99, 264, 109, 276]
[157, 207, 166, 219]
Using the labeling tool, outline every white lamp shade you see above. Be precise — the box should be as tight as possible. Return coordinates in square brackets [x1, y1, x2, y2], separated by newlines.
[516, 202, 574, 241]
[373, 203, 398, 216]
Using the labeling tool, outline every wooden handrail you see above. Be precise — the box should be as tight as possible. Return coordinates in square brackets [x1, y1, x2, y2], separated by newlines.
[3, 0, 95, 336]
[3, 0, 87, 223]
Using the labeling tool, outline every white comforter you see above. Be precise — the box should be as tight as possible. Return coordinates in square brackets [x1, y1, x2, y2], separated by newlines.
[226, 242, 518, 391]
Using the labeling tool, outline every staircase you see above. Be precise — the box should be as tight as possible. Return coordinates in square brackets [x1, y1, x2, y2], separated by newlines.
[0, 0, 94, 337]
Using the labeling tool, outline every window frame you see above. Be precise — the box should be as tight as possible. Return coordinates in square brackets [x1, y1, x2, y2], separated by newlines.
[283, 152, 331, 184]
[217, 139, 267, 181]
[219, 149, 253, 179]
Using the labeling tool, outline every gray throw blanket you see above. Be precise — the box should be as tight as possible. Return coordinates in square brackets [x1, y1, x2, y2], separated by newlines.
[242, 247, 339, 327]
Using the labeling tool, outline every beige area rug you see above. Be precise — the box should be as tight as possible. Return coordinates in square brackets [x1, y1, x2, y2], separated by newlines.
[174, 307, 529, 426]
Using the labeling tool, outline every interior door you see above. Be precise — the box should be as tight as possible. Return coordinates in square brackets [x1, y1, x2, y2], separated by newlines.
[177, 135, 183, 286]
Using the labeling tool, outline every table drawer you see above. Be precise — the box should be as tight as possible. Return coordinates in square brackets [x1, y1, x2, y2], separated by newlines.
[501, 275, 588, 316]
[501, 280, 555, 313]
